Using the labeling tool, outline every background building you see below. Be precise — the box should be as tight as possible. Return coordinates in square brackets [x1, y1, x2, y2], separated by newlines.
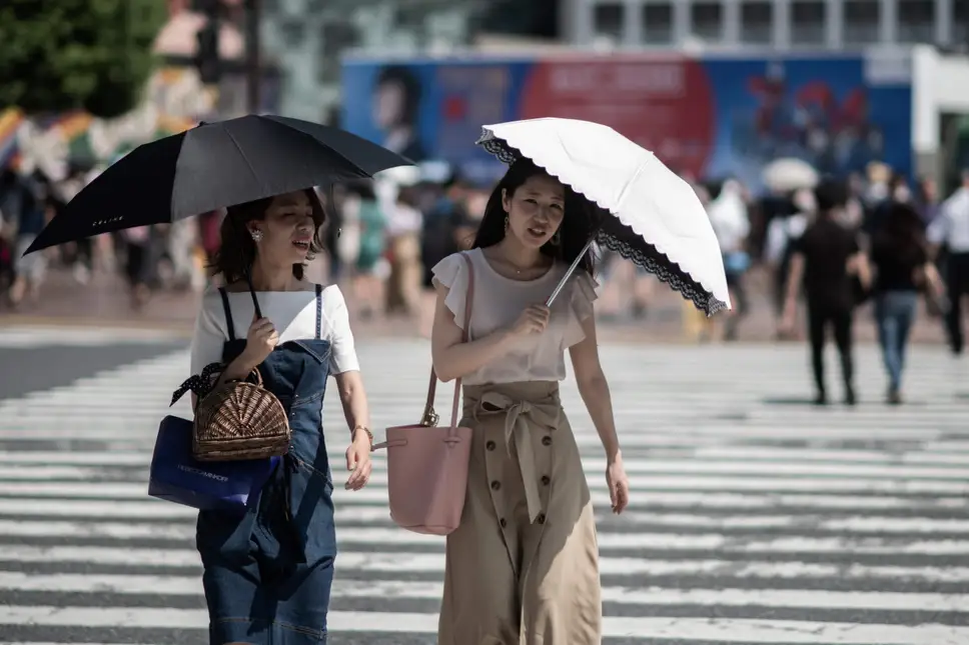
[565, 0, 968, 50]
[259, 0, 479, 122]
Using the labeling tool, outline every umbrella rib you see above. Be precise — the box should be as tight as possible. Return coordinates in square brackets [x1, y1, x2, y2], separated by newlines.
[263, 118, 372, 179]
[614, 158, 652, 208]
[222, 129, 262, 189]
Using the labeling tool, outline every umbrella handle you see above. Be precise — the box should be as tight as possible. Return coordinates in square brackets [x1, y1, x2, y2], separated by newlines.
[545, 234, 598, 307]
[243, 267, 263, 319]
[230, 214, 263, 320]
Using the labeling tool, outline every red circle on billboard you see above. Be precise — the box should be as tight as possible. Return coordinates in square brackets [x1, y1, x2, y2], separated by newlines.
[517, 56, 715, 178]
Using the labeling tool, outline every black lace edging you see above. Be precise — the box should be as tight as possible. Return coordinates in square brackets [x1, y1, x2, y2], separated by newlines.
[597, 234, 728, 317]
[476, 129, 729, 317]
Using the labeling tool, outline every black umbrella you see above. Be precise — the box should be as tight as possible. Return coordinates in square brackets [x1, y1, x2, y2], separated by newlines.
[23, 114, 413, 256]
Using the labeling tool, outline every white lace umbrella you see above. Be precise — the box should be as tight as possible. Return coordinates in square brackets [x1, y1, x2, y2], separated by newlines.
[477, 118, 731, 315]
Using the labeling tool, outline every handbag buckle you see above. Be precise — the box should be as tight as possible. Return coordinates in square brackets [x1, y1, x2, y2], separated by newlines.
[420, 407, 439, 427]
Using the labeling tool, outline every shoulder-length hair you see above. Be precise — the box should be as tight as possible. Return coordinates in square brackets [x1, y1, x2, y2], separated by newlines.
[471, 158, 597, 276]
[872, 201, 928, 264]
[209, 188, 328, 284]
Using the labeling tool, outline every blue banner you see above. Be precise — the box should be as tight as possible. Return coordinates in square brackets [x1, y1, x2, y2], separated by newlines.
[341, 52, 912, 191]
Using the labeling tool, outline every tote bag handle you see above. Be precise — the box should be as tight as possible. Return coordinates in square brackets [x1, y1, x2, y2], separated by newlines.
[417, 252, 475, 434]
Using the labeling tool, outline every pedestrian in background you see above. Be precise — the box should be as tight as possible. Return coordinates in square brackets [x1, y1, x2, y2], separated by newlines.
[7, 169, 51, 308]
[927, 169, 969, 355]
[707, 178, 751, 341]
[782, 179, 870, 405]
[384, 184, 422, 316]
[343, 181, 386, 320]
[869, 201, 944, 404]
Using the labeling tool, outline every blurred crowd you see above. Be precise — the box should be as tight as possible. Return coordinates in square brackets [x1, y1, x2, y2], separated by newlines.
[0, 164, 206, 311]
[692, 161, 953, 343]
[1, 156, 966, 365]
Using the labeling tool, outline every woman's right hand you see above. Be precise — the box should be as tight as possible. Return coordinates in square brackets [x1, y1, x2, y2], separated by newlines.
[241, 314, 278, 366]
[511, 304, 550, 337]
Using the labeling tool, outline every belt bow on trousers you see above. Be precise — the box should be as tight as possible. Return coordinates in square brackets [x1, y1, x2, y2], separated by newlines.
[477, 390, 560, 524]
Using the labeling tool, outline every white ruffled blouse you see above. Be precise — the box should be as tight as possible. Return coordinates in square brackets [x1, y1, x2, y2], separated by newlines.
[432, 248, 598, 385]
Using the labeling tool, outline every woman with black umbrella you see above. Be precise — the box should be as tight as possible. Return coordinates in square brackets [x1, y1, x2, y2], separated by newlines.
[17, 115, 413, 643]
[189, 188, 374, 644]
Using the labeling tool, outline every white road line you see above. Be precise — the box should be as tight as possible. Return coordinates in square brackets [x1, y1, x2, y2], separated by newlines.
[0, 494, 962, 526]
[1, 545, 967, 581]
[4, 446, 969, 468]
[2, 340, 967, 644]
[0, 607, 966, 643]
[4, 457, 969, 483]
[692, 446, 969, 466]
[1, 573, 966, 613]
[4, 520, 969, 556]
[5, 516, 969, 545]
[4, 475, 967, 501]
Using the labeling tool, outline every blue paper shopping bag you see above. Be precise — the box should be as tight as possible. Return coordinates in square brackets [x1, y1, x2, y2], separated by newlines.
[148, 415, 280, 512]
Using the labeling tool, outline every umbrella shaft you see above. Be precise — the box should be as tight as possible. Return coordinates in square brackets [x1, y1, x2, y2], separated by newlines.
[545, 235, 597, 307]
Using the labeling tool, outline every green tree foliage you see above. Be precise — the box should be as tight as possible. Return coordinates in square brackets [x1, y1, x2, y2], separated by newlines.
[0, 0, 168, 118]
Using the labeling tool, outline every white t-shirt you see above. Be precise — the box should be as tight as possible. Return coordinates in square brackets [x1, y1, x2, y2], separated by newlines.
[928, 187, 969, 253]
[432, 249, 597, 385]
[189, 284, 360, 378]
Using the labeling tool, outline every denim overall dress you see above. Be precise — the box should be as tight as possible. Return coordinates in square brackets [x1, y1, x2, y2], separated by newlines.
[197, 284, 337, 644]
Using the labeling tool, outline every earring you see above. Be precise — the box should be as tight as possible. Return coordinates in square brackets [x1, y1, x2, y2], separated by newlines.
[250, 229, 263, 242]
[504, 215, 509, 231]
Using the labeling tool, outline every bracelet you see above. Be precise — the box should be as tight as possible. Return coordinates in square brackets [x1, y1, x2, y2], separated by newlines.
[352, 425, 374, 446]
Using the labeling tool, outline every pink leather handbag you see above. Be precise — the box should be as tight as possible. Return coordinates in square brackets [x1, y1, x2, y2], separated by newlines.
[372, 253, 475, 535]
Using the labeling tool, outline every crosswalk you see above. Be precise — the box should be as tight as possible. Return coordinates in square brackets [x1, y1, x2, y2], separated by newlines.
[0, 325, 187, 349]
[1, 336, 968, 644]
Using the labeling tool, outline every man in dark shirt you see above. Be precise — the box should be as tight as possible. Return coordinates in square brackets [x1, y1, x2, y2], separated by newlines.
[782, 179, 871, 405]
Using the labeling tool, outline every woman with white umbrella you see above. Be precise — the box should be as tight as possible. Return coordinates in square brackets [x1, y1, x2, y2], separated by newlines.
[426, 118, 729, 645]
[430, 157, 624, 644]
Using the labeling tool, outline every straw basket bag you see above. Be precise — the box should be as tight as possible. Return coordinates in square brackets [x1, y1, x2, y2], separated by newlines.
[372, 252, 476, 535]
[193, 367, 291, 462]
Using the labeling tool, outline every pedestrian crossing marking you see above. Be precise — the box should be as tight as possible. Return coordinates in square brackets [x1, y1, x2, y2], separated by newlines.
[2, 606, 969, 644]
[0, 325, 185, 348]
[0, 337, 967, 643]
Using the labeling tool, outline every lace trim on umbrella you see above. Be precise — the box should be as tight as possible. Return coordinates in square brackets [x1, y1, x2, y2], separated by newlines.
[477, 130, 728, 316]
[597, 233, 727, 316]
[478, 132, 520, 165]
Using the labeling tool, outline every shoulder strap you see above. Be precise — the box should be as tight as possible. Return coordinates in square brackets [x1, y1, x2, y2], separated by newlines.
[315, 283, 323, 340]
[218, 288, 236, 341]
[418, 252, 475, 430]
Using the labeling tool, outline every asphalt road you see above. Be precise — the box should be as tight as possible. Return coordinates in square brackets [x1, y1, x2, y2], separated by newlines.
[0, 330, 967, 644]
[0, 343, 187, 402]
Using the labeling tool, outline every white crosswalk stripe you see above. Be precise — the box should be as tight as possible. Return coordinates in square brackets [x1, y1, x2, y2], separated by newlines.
[0, 325, 186, 348]
[1, 338, 968, 644]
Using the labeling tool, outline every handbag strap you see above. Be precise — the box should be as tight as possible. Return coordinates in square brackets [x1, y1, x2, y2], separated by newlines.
[419, 252, 475, 432]
[218, 288, 236, 341]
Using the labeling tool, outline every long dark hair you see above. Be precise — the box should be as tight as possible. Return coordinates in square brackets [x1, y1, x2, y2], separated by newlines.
[209, 188, 328, 284]
[471, 159, 597, 276]
[872, 201, 927, 265]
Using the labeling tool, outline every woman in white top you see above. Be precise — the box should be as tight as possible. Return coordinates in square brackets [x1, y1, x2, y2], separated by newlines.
[431, 159, 630, 645]
[189, 189, 373, 645]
